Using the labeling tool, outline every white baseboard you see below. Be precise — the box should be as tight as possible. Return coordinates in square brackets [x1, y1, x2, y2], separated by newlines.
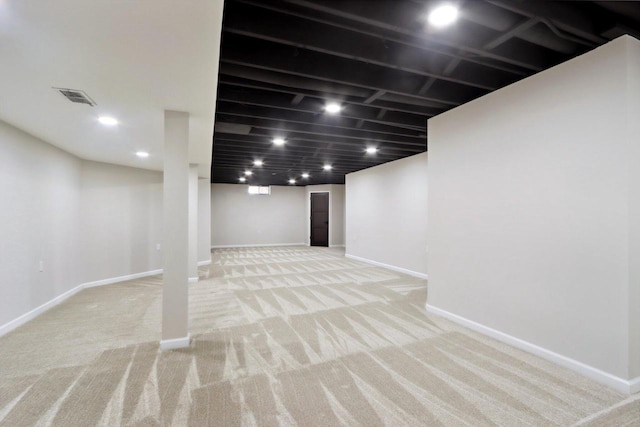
[1, 267, 162, 337]
[1, 261, 213, 338]
[160, 334, 191, 351]
[426, 304, 639, 395]
[345, 253, 428, 279]
[0, 282, 86, 337]
[330, 244, 345, 248]
[83, 269, 163, 289]
[211, 243, 306, 249]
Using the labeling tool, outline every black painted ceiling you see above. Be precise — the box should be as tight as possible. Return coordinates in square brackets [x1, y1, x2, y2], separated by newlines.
[211, 0, 640, 185]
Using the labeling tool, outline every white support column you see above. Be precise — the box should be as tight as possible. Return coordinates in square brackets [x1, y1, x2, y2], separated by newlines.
[161, 110, 190, 350]
[188, 164, 199, 283]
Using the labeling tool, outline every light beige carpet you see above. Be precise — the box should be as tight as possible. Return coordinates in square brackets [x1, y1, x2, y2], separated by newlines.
[0, 246, 637, 426]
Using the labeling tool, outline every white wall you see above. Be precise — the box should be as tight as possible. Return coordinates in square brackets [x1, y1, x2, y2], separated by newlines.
[0, 120, 81, 327]
[78, 161, 164, 284]
[345, 153, 428, 277]
[427, 36, 640, 387]
[198, 178, 212, 262]
[628, 35, 640, 380]
[306, 184, 345, 247]
[211, 184, 306, 247]
[0, 118, 211, 331]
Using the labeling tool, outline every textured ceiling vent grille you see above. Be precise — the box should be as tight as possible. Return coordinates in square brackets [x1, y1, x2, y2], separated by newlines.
[54, 88, 96, 106]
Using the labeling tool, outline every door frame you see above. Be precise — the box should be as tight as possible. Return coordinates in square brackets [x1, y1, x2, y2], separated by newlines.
[307, 190, 331, 247]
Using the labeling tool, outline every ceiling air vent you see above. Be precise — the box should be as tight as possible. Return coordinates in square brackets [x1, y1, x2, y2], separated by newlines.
[54, 87, 96, 106]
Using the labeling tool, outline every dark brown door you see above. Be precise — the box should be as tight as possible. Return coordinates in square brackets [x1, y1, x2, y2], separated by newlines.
[310, 192, 329, 247]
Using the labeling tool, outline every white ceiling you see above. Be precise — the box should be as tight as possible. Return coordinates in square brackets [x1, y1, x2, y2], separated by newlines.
[0, 0, 224, 177]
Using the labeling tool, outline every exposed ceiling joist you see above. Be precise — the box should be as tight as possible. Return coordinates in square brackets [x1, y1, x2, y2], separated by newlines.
[211, 0, 640, 185]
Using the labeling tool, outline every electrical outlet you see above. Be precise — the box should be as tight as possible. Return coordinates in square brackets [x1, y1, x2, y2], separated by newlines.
[39, 260, 44, 272]
[156, 243, 161, 251]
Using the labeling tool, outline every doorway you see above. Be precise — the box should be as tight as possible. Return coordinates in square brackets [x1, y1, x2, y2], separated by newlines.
[310, 192, 329, 247]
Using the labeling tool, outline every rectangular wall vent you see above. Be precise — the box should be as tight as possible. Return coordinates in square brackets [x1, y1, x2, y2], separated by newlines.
[54, 87, 96, 106]
[248, 185, 271, 195]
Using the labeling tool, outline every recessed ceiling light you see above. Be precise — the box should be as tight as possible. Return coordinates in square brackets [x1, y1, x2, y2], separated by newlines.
[98, 116, 118, 126]
[273, 137, 286, 146]
[324, 102, 342, 114]
[239, 177, 246, 183]
[323, 164, 332, 171]
[365, 147, 378, 154]
[135, 151, 149, 158]
[288, 179, 296, 184]
[428, 4, 459, 27]
[301, 173, 310, 179]
[244, 170, 253, 176]
[254, 160, 263, 167]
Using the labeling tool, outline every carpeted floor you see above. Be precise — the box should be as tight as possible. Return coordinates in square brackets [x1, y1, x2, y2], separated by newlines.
[0, 246, 638, 426]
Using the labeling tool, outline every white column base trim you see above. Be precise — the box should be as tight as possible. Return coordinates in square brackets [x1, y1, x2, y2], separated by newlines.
[188, 277, 199, 283]
[0, 267, 166, 337]
[426, 304, 639, 395]
[197, 259, 211, 266]
[345, 253, 428, 279]
[211, 243, 306, 249]
[160, 334, 191, 351]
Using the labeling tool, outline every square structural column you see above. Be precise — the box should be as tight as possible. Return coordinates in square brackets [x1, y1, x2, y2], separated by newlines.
[161, 110, 191, 350]
[188, 164, 199, 283]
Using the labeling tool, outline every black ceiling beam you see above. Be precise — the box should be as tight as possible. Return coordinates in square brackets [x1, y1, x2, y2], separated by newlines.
[215, 130, 426, 151]
[236, 0, 531, 77]
[594, 2, 640, 24]
[373, 92, 450, 110]
[216, 113, 424, 145]
[219, 62, 373, 99]
[215, 89, 425, 130]
[213, 138, 416, 154]
[212, 161, 368, 174]
[214, 134, 423, 155]
[212, 152, 402, 168]
[217, 107, 421, 138]
[215, 101, 422, 138]
[223, 2, 513, 92]
[213, 139, 420, 158]
[210, 167, 348, 184]
[483, 18, 541, 50]
[213, 152, 411, 168]
[216, 114, 426, 146]
[211, 166, 347, 176]
[212, 156, 402, 170]
[220, 33, 485, 107]
[212, 166, 384, 182]
[212, 157, 386, 169]
[213, 161, 367, 173]
[280, 0, 552, 72]
[364, 91, 386, 104]
[218, 76, 443, 117]
[487, 0, 606, 45]
[463, 3, 578, 54]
